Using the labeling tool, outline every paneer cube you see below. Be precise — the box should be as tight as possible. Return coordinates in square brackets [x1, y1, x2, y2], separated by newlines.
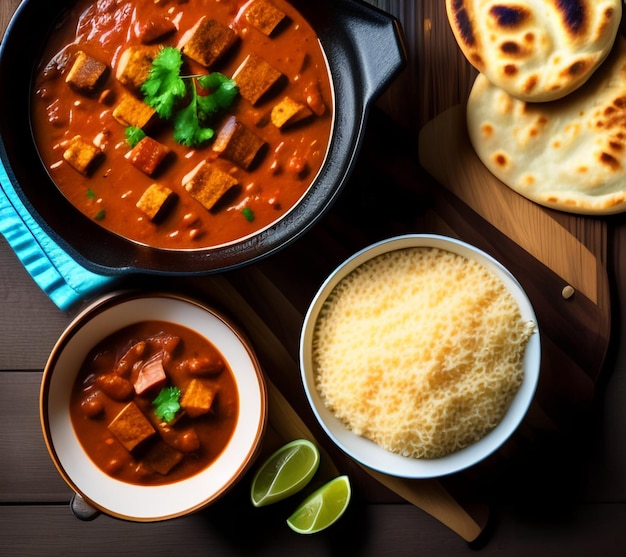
[115, 45, 162, 92]
[126, 136, 171, 176]
[65, 50, 109, 94]
[141, 441, 183, 475]
[232, 54, 283, 105]
[136, 183, 177, 222]
[212, 116, 266, 169]
[180, 379, 219, 418]
[108, 401, 156, 452]
[181, 18, 238, 68]
[62, 135, 102, 175]
[271, 96, 313, 129]
[112, 93, 157, 129]
[184, 161, 238, 211]
[244, 0, 287, 36]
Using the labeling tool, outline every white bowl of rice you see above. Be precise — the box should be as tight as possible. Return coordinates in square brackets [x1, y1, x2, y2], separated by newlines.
[299, 234, 540, 478]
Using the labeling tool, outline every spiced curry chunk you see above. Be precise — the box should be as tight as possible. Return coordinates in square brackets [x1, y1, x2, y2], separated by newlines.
[70, 321, 239, 486]
[32, 0, 333, 249]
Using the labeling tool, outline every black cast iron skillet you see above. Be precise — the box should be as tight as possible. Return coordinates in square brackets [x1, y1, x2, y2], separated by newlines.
[0, 0, 406, 275]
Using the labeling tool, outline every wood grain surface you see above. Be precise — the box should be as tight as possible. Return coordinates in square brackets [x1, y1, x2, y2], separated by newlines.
[2, 1, 626, 555]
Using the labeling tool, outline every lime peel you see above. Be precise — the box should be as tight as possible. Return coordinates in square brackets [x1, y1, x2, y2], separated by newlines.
[286, 475, 351, 535]
[250, 439, 320, 507]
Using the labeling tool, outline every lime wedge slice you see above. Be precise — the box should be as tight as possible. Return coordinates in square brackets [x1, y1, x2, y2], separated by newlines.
[286, 475, 351, 534]
[250, 439, 320, 507]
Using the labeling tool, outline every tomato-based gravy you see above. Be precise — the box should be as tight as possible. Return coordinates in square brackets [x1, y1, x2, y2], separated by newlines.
[31, 0, 333, 249]
[70, 321, 239, 486]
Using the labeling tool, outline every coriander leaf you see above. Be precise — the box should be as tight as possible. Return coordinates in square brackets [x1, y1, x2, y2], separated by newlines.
[94, 209, 106, 221]
[173, 88, 215, 147]
[141, 47, 187, 119]
[196, 73, 239, 119]
[125, 126, 146, 147]
[141, 51, 239, 147]
[153, 386, 181, 423]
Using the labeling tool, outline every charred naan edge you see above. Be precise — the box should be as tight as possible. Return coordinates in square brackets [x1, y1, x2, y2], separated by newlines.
[446, 0, 621, 102]
[466, 36, 626, 215]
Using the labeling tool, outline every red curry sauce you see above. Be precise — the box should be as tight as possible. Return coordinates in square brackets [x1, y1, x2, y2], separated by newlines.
[31, 0, 333, 249]
[70, 321, 239, 486]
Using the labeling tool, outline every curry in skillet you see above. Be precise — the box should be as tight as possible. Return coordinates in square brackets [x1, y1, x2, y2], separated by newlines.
[32, 0, 332, 249]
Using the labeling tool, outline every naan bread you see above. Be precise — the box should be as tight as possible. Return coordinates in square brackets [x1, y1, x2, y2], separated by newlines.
[446, 0, 621, 102]
[466, 37, 626, 215]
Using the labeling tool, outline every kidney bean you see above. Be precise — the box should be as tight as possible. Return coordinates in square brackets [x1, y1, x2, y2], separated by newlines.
[113, 341, 146, 376]
[80, 391, 105, 418]
[184, 356, 225, 376]
[146, 333, 181, 354]
[96, 373, 134, 401]
[174, 429, 201, 453]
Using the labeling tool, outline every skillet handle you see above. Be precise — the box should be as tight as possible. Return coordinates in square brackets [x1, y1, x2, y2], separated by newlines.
[340, 2, 407, 103]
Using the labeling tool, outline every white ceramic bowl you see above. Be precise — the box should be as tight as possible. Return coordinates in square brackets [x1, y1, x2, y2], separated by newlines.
[299, 234, 541, 478]
[40, 291, 267, 521]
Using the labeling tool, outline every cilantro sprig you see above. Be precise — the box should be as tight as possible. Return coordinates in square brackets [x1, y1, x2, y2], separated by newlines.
[141, 47, 239, 148]
[152, 386, 181, 423]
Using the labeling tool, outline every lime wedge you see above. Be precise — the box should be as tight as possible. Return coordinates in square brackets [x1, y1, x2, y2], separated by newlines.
[286, 475, 351, 534]
[250, 439, 320, 507]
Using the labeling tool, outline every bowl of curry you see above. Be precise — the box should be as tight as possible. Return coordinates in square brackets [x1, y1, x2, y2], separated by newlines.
[40, 291, 268, 521]
[0, 0, 405, 274]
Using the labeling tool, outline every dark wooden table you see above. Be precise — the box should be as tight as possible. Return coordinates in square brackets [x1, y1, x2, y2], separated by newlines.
[3, 1, 626, 555]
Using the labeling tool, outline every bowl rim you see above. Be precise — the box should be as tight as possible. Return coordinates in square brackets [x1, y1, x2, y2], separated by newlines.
[40, 290, 268, 521]
[299, 233, 541, 479]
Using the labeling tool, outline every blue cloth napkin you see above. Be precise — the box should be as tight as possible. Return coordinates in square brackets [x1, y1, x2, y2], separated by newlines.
[0, 160, 116, 311]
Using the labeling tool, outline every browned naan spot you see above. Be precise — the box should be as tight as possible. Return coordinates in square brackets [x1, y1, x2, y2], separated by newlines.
[501, 41, 521, 55]
[606, 194, 625, 208]
[470, 53, 484, 67]
[599, 151, 620, 171]
[488, 5, 531, 29]
[554, 0, 588, 36]
[481, 123, 494, 138]
[450, 0, 476, 47]
[493, 152, 509, 167]
[523, 75, 538, 93]
[614, 96, 626, 108]
[576, 166, 589, 174]
[504, 64, 517, 75]
[597, 97, 626, 135]
[599, 8, 617, 36]
[523, 175, 535, 186]
[564, 60, 586, 76]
